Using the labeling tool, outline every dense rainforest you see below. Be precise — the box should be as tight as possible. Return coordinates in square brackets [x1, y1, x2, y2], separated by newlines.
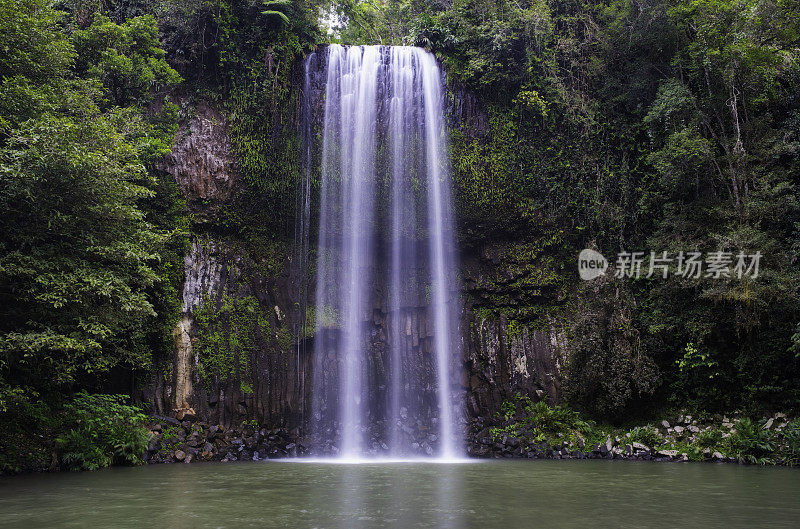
[1, 0, 799, 473]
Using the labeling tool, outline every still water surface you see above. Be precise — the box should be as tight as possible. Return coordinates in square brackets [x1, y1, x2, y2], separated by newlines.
[1, 459, 799, 528]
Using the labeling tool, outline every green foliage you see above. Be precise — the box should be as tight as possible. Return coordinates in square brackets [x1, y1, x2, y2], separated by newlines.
[72, 13, 182, 106]
[152, 424, 185, 455]
[225, 44, 307, 233]
[411, 0, 538, 94]
[159, 0, 321, 235]
[640, 0, 800, 411]
[469, 236, 572, 325]
[58, 392, 150, 471]
[672, 342, 723, 407]
[0, 0, 75, 133]
[564, 277, 660, 420]
[0, 0, 183, 400]
[725, 418, 775, 465]
[333, 0, 418, 45]
[262, 0, 291, 25]
[627, 426, 662, 449]
[0, 389, 56, 473]
[490, 394, 602, 448]
[695, 427, 725, 450]
[780, 419, 800, 466]
[0, 0, 185, 472]
[195, 293, 272, 393]
[450, 108, 529, 232]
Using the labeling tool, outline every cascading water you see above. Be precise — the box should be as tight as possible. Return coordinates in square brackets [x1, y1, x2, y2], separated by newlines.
[304, 45, 463, 459]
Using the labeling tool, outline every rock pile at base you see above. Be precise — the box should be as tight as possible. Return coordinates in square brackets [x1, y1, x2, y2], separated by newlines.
[145, 416, 304, 464]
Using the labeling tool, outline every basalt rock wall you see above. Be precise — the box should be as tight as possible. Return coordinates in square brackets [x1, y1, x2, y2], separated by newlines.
[144, 54, 568, 437]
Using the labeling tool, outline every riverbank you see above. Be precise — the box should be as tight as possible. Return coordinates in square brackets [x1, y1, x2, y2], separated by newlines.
[139, 410, 800, 467]
[4, 403, 798, 476]
[467, 396, 800, 466]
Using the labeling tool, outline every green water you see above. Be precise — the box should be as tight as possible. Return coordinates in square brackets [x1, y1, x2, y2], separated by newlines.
[1, 460, 799, 528]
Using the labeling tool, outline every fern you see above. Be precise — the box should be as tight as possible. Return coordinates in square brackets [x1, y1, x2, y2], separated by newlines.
[726, 418, 775, 465]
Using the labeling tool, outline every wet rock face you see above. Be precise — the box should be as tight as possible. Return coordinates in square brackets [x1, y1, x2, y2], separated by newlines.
[181, 237, 237, 312]
[141, 233, 303, 430]
[148, 88, 565, 440]
[159, 101, 238, 218]
[445, 82, 489, 137]
[458, 239, 569, 419]
[463, 315, 565, 419]
[309, 415, 447, 458]
[307, 264, 467, 442]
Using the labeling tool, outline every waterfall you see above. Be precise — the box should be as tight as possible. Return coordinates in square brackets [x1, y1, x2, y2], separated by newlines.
[304, 45, 463, 459]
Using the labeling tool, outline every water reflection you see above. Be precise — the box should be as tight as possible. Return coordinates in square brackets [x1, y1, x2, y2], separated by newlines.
[326, 462, 466, 528]
[433, 463, 463, 529]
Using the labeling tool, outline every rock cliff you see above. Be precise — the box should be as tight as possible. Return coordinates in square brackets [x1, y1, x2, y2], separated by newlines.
[146, 80, 568, 443]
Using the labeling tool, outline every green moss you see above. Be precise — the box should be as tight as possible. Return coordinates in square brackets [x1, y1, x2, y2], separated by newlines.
[451, 107, 528, 232]
[470, 235, 573, 329]
[226, 36, 307, 234]
[195, 294, 271, 394]
[275, 327, 292, 352]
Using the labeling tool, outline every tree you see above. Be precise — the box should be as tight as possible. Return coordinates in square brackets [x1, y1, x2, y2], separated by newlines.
[0, 0, 181, 414]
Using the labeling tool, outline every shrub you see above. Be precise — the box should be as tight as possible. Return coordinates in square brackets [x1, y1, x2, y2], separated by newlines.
[628, 426, 662, 449]
[781, 419, 800, 466]
[725, 418, 775, 465]
[58, 392, 150, 471]
[695, 428, 725, 450]
[564, 278, 659, 420]
[490, 394, 601, 446]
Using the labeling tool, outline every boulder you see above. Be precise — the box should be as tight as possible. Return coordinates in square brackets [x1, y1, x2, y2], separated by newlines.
[153, 415, 181, 427]
[176, 408, 196, 422]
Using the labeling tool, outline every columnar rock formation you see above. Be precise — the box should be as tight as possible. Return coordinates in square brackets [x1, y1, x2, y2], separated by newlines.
[142, 52, 568, 453]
